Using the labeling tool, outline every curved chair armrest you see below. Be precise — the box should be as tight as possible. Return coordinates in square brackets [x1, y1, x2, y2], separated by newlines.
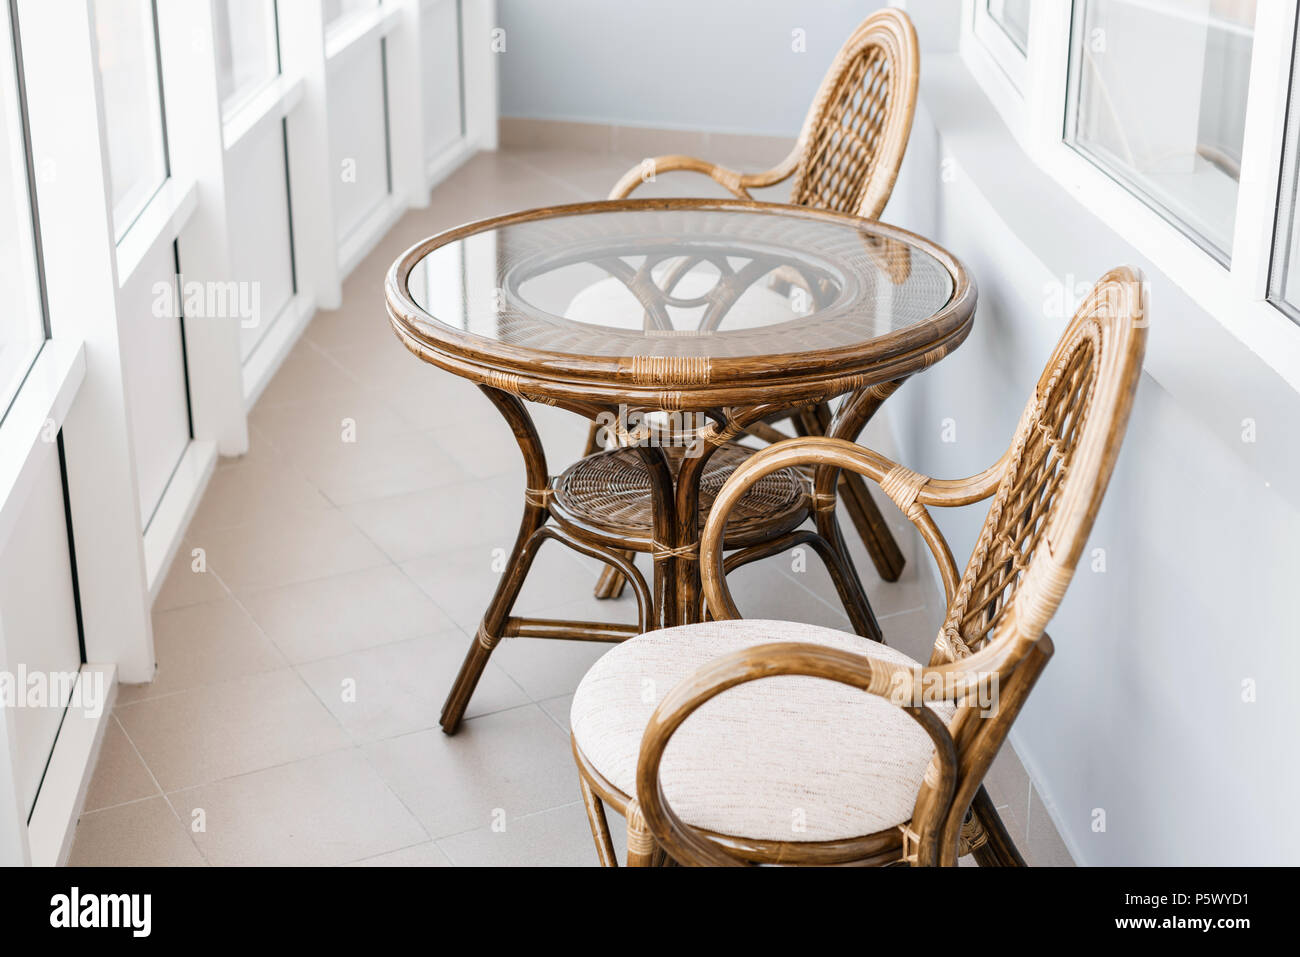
[702, 437, 1010, 621]
[635, 641, 959, 866]
[608, 149, 801, 201]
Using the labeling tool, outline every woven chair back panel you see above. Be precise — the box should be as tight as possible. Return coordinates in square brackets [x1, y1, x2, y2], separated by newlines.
[791, 44, 895, 216]
[935, 322, 1103, 663]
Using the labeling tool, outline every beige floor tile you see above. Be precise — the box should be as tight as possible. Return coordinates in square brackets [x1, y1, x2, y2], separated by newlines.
[877, 607, 940, 664]
[153, 540, 228, 611]
[250, 385, 421, 456]
[727, 556, 856, 631]
[346, 841, 453, 867]
[240, 564, 454, 664]
[538, 694, 574, 733]
[362, 704, 575, 839]
[500, 148, 637, 199]
[1025, 785, 1077, 867]
[216, 424, 280, 470]
[296, 633, 529, 742]
[118, 599, 286, 705]
[82, 719, 160, 812]
[303, 307, 387, 353]
[984, 743, 1032, 826]
[68, 797, 206, 866]
[188, 457, 331, 533]
[438, 801, 607, 867]
[322, 340, 473, 432]
[252, 340, 358, 408]
[399, 539, 609, 632]
[490, 633, 613, 703]
[116, 669, 350, 791]
[197, 508, 390, 594]
[174, 749, 427, 866]
[779, 520, 932, 623]
[277, 429, 471, 507]
[704, 132, 798, 170]
[343, 474, 523, 562]
[611, 124, 708, 160]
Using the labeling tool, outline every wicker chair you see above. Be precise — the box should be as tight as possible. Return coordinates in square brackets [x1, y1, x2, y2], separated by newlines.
[570, 268, 1148, 866]
[584, 7, 922, 601]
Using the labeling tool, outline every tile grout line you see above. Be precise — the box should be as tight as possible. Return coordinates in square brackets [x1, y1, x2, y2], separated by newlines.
[107, 713, 213, 867]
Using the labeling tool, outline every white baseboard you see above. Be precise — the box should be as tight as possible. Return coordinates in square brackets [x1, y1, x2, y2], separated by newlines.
[143, 439, 217, 602]
[337, 194, 408, 281]
[242, 293, 317, 411]
[425, 137, 475, 193]
[25, 664, 117, 867]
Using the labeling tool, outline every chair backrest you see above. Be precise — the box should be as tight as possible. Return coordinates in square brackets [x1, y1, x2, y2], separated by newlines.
[932, 267, 1148, 668]
[788, 8, 920, 220]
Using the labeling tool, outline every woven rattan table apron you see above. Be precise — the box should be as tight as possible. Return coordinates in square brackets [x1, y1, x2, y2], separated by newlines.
[385, 198, 976, 734]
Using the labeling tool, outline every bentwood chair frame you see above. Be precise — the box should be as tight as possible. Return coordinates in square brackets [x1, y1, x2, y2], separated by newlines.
[589, 8, 923, 599]
[574, 268, 1147, 866]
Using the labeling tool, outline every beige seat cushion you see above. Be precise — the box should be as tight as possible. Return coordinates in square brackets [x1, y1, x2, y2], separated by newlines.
[571, 619, 953, 843]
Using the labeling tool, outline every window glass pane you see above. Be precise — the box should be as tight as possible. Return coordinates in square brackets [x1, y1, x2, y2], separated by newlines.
[91, 0, 168, 240]
[0, 3, 45, 417]
[215, 0, 279, 118]
[323, 0, 378, 36]
[988, 0, 1031, 53]
[1067, 0, 1256, 263]
[1267, 15, 1300, 322]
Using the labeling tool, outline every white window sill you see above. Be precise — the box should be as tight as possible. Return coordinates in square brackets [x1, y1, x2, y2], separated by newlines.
[222, 74, 305, 152]
[0, 339, 85, 553]
[324, 4, 402, 65]
[115, 177, 198, 289]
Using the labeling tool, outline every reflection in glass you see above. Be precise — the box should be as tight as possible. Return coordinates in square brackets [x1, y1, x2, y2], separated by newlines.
[323, 0, 378, 35]
[988, 0, 1031, 53]
[214, 0, 280, 118]
[0, 4, 45, 418]
[1067, 0, 1257, 262]
[91, 0, 169, 239]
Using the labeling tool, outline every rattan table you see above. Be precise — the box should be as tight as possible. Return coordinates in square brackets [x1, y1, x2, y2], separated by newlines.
[385, 198, 976, 734]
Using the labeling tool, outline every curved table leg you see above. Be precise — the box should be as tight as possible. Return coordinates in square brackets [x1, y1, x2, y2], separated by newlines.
[440, 386, 550, 735]
[635, 443, 678, 629]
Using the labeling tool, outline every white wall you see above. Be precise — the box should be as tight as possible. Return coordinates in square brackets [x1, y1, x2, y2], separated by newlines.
[886, 59, 1300, 865]
[497, 0, 885, 135]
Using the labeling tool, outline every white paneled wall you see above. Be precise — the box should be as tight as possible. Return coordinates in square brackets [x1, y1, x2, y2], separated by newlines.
[328, 40, 392, 243]
[422, 0, 464, 163]
[0, 441, 81, 817]
[0, 0, 497, 866]
[228, 121, 296, 364]
[118, 242, 191, 525]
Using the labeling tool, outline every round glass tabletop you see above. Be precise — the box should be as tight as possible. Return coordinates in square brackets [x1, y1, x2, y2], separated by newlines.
[388, 200, 974, 396]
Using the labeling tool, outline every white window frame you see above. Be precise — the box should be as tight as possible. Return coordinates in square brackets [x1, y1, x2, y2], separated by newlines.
[960, 0, 1300, 394]
[972, 0, 1029, 91]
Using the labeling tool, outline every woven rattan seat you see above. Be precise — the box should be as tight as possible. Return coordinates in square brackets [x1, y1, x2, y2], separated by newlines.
[550, 443, 809, 552]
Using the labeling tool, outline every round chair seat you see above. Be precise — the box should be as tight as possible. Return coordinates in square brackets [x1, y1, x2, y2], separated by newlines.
[549, 443, 808, 551]
[571, 619, 954, 844]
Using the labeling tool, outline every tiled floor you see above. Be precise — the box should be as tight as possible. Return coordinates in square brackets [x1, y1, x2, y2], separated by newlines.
[69, 146, 1074, 867]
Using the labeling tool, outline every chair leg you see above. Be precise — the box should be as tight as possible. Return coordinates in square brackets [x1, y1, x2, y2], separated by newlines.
[578, 774, 619, 867]
[625, 801, 659, 867]
[969, 785, 1027, 867]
